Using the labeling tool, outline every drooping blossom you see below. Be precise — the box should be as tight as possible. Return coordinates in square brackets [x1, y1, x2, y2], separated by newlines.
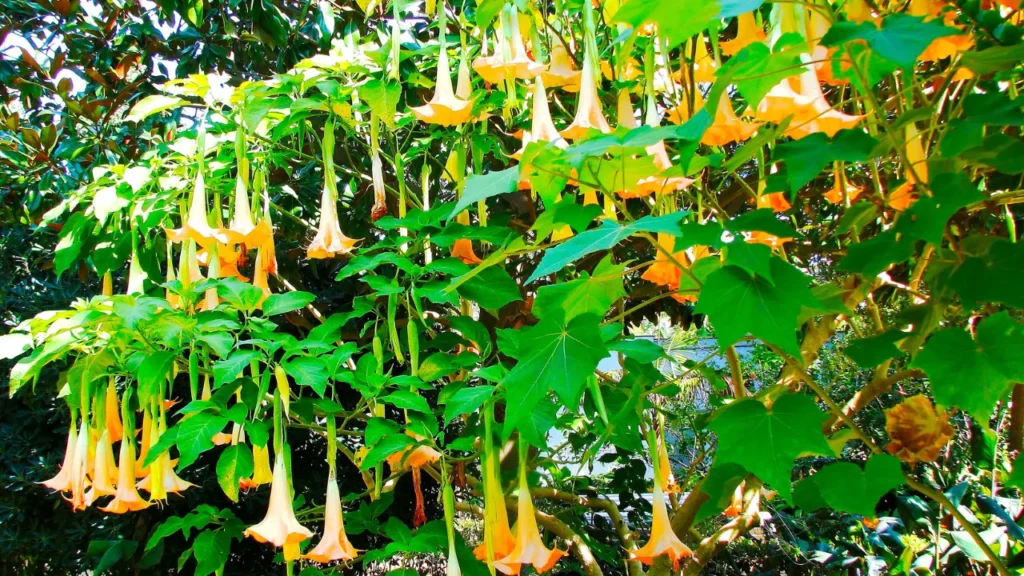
[885, 395, 954, 463]
[492, 445, 565, 575]
[721, 12, 766, 55]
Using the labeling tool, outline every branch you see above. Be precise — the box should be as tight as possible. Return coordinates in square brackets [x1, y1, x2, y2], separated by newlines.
[824, 369, 925, 432]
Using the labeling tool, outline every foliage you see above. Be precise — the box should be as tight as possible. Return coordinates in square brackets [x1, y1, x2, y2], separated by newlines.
[3, 0, 1024, 574]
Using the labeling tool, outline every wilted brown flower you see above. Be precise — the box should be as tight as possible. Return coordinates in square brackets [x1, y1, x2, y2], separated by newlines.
[885, 395, 953, 463]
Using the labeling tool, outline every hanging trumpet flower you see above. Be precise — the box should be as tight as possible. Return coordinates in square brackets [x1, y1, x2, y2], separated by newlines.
[137, 401, 192, 499]
[245, 391, 314, 549]
[632, 427, 693, 567]
[513, 76, 568, 160]
[40, 418, 78, 493]
[824, 165, 863, 204]
[386, 431, 442, 527]
[560, 35, 611, 140]
[492, 439, 566, 574]
[443, 466, 462, 576]
[474, 405, 517, 565]
[166, 127, 238, 248]
[413, 1, 473, 126]
[101, 390, 152, 513]
[369, 114, 388, 222]
[228, 124, 272, 249]
[241, 443, 274, 491]
[308, 119, 359, 259]
[888, 121, 927, 211]
[721, 12, 766, 55]
[305, 416, 358, 563]
[542, 43, 581, 91]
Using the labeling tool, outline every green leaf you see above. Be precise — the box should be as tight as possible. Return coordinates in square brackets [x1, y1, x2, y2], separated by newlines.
[359, 80, 402, 127]
[717, 38, 804, 108]
[612, 0, 721, 49]
[93, 540, 139, 573]
[502, 314, 608, 437]
[837, 229, 915, 278]
[696, 258, 819, 357]
[960, 43, 1024, 75]
[138, 351, 177, 407]
[948, 238, 1024, 310]
[213, 278, 264, 313]
[722, 241, 773, 283]
[528, 212, 689, 283]
[455, 266, 522, 310]
[418, 353, 462, 381]
[912, 312, 1024, 421]
[380, 390, 432, 413]
[773, 130, 880, 194]
[517, 397, 559, 447]
[813, 455, 905, 516]
[449, 316, 492, 358]
[0, 333, 31, 361]
[443, 385, 495, 425]
[709, 394, 833, 502]
[608, 338, 666, 363]
[821, 14, 960, 69]
[361, 433, 415, 471]
[475, 0, 504, 28]
[726, 209, 801, 239]
[894, 172, 983, 245]
[283, 356, 329, 397]
[696, 463, 747, 522]
[176, 413, 229, 470]
[261, 292, 316, 316]
[447, 167, 520, 220]
[193, 529, 232, 576]
[961, 133, 1024, 174]
[214, 350, 262, 388]
[532, 255, 626, 322]
[844, 330, 906, 368]
[216, 444, 254, 503]
[126, 95, 188, 122]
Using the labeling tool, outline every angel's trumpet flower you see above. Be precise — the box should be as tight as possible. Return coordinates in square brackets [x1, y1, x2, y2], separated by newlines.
[40, 420, 78, 492]
[514, 77, 568, 160]
[824, 167, 863, 204]
[228, 130, 272, 249]
[542, 43, 581, 91]
[601, 57, 642, 82]
[721, 12, 766, 55]
[101, 271, 113, 297]
[701, 94, 761, 147]
[689, 35, 717, 83]
[632, 434, 693, 568]
[126, 246, 146, 296]
[413, 12, 473, 126]
[304, 472, 358, 562]
[198, 243, 247, 281]
[63, 419, 90, 511]
[642, 233, 684, 289]
[244, 452, 314, 547]
[561, 43, 611, 140]
[166, 167, 237, 248]
[105, 379, 123, 443]
[101, 396, 152, 513]
[758, 191, 792, 213]
[656, 431, 678, 494]
[308, 125, 360, 258]
[845, 0, 876, 22]
[473, 30, 507, 84]
[240, 444, 274, 491]
[502, 8, 545, 80]
[387, 432, 442, 527]
[912, 0, 973, 61]
[474, 415, 517, 564]
[493, 445, 566, 575]
[450, 204, 482, 264]
[442, 471, 462, 576]
[755, 70, 862, 139]
[137, 409, 192, 498]
[86, 428, 119, 504]
[202, 244, 221, 311]
[618, 92, 696, 197]
[252, 248, 272, 307]
[888, 122, 927, 211]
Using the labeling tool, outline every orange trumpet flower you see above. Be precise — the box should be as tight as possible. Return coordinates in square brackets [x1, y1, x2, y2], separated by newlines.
[229, 130, 273, 249]
[824, 168, 863, 204]
[514, 76, 568, 159]
[64, 420, 90, 511]
[40, 420, 78, 493]
[413, 19, 473, 126]
[888, 121, 928, 211]
[474, 422, 517, 565]
[492, 449, 566, 575]
[721, 12, 766, 56]
[101, 401, 152, 513]
[561, 43, 611, 140]
[166, 168, 238, 248]
[542, 43, 581, 91]
[304, 472, 359, 563]
[632, 434, 692, 568]
[244, 453, 314, 547]
[701, 93, 761, 147]
[252, 247, 272, 308]
[307, 182, 359, 259]
[137, 410, 192, 499]
[387, 432, 442, 527]
[86, 428, 119, 505]
[104, 379, 122, 445]
[450, 210, 482, 265]
[755, 70, 862, 139]
[240, 444, 274, 491]
[758, 192, 792, 213]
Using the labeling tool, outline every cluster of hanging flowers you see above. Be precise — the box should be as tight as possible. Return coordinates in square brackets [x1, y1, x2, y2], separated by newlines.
[40, 378, 187, 514]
